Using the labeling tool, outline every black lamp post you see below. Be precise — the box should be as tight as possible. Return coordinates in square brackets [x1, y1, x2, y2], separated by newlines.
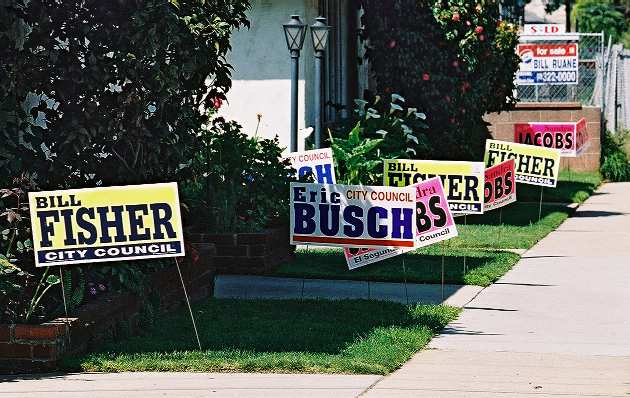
[311, 16, 331, 149]
[283, 15, 307, 153]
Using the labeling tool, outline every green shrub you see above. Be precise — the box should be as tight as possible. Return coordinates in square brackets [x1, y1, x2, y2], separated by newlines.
[329, 93, 429, 159]
[360, 0, 520, 160]
[184, 118, 295, 233]
[600, 131, 630, 182]
[572, 0, 626, 43]
[0, 0, 250, 187]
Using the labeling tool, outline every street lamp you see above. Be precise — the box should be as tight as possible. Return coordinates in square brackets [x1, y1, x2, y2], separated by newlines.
[311, 16, 331, 149]
[283, 15, 307, 152]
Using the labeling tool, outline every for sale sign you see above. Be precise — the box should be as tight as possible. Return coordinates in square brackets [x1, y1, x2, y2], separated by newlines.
[29, 183, 185, 267]
[383, 159, 484, 215]
[514, 118, 589, 157]
[290, 182, 417, 248]
[343, 177, 457, 270]
[484, 139, 561, 187]
[516, 43, 578, 85]
[283, 148, 336, 183]
[484, 160, 516, 212]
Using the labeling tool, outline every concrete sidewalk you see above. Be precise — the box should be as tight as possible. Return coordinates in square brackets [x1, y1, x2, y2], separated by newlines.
[362, 183, 630, 397]
[214, 275, 483, 307]
[0, 372, 381, 398]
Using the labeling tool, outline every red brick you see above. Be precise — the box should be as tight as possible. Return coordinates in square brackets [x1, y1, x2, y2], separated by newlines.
[540, 110, 573, 122]
[215, 245, 249, 257]
[581, 106, 601, 122]
[14, 325, 63, 341]
[236, 233, 267, 245]
[190, 242, 216, 257]
[0, 342, 31, 358]
[510, 110, 541, 122]
[32, 344, 57, 360]
[248, 244, 267, 257]
[213, 256, 236, 267]
[0, 358, 58, 373]
[187, 233, 206, 242]
[0, 325, 11, 342]
[205, 234, 237, 245]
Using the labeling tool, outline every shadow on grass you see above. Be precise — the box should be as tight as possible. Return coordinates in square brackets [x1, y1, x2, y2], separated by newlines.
[517, 172, 601, 204]
[64, 299, 461, 374]
[275, 248, 519, 286]
[463, 202, 572, 227]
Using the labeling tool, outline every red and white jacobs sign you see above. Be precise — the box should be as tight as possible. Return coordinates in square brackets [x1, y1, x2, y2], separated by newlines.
[484, 160, 516, 212]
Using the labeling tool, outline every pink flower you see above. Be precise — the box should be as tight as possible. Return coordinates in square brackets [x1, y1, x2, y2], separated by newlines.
[475, 26, 484, 34]
[479, 34, 485, 41]
[451, 13, 460, 22]
[212, 97, 223, 110]
[422, 73, 430, 81]
[388, 39, 396, 49]
[466, 20, 471, 26]
[452, 60, 459, 68]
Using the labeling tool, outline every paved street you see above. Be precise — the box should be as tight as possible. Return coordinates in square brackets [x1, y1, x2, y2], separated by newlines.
[3, 183, 630, 397]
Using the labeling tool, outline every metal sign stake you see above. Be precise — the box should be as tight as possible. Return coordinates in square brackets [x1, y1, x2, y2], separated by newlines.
[174, 257, 202, 350]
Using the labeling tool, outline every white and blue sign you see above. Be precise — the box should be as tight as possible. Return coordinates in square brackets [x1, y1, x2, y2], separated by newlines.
[516, 43, 579, 85]
[283, 148, 336, 184]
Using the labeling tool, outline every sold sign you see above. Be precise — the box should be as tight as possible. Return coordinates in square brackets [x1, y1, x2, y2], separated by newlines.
[484, 159, 516, 211]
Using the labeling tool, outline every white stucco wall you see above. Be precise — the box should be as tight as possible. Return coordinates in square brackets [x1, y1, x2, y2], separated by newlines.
[525, 0, 566, 24]
[220, 0, 318, 152]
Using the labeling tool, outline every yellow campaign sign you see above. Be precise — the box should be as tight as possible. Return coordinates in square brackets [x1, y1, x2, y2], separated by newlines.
[484, 139, 561, 187]
[28, 183, 185, 267]
[383, 159, 485, 214]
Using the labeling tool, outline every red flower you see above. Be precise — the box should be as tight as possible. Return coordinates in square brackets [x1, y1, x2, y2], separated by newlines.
[422, 73, 430, 81]
[388, 39, 396, 49]
[451, 13, 460, 22]
[475, 26, 484, 34]
[212, 97, 223, 110]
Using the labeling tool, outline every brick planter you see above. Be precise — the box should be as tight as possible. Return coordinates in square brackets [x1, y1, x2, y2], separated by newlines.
[0, 252, 215, 374]
[188, 225, 294, 275]
[0, 321, 70, 373]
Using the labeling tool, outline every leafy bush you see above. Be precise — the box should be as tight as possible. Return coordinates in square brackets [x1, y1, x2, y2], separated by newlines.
[0, 0, 250, 188]
[184, 118, 295, 233]
[330, 122, 385, 185]
[330, 93, 429, 157]
[600, 131, 630, 182]
[573, 0, 626, 43]
[360, 0, 520, 160]
[0, 174, 63, 323]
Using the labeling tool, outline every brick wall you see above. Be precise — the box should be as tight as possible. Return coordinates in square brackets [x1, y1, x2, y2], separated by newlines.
[484, 103, 601, 172]
[0, 321, 69, 372]
[0, 255, 215, 373]
[189, 225, 294, 275]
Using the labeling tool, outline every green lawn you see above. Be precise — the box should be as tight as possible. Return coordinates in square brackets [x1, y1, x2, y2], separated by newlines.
[518, 171, 601, 204]
[67, 299, 459, 375]
[452, 202, 573, 249]
[275, 247, 520, 287]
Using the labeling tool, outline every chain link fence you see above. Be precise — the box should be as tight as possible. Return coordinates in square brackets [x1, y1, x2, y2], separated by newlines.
[516, 33, 605, 106]
[604, 43, 630, 133]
